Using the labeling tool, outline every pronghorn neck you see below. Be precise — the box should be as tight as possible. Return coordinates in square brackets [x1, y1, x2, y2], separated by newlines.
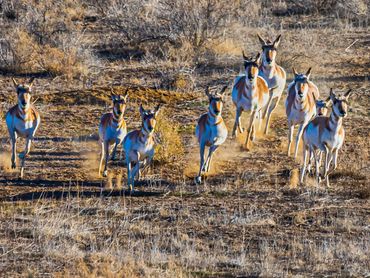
[244, 78, 257, 94]
[18, 102, 30, 115]
[112, 110, 123, 122]
[141, 124, 154, 139]
[328, 109, 342, 132]
[261, 63, 276, 78]
[207, 111, 222, 125]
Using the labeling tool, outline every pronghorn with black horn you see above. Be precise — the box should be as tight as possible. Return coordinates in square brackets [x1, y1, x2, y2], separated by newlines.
[5, 77, 41, 179]
[286, 67, 319, 158]
[98, 88, 128, 177]
[195, 85, 228, 184]
[231, 52, 269, 150]
[257, 34, 286, 135]
[123, 103, 161, 191]
[300, 89, 353, 187]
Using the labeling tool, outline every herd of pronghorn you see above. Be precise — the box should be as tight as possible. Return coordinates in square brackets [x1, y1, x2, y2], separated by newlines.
[4, 34, 353, 190]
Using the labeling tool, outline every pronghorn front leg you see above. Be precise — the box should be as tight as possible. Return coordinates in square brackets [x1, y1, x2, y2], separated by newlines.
[10, 134, 17, 169]
[232, 107, 243, 137]
[300, 146, 309, 184]
[294, 123, 305, 159]
[111, 141, 119, 161]
[195, 142, 206, 184]
[102, 141, 110, 177]
[323, 147, 333, 187]
[19, 137, 32, 179]
[287, 122, 294, 156]
[263, 90, 274, 120]
[98, 142, 105, 177]
[245, 111, 257, 150]
[204, 145, 218, 173]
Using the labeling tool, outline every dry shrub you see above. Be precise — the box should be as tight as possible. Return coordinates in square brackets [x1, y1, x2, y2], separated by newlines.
[154, 109, 184, 164]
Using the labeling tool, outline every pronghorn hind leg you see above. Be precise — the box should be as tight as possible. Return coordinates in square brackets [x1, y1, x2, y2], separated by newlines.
[300, 146, 309, 184]
[263, 91, 274, 120]
[287, 122, 294, 157]
[98, 142, 105, 177]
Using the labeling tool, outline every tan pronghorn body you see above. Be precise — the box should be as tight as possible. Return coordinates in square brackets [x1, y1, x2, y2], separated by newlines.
[257, 34, 287, 135]
[300, 89, 352, 186]
[231, 53, 269, 149]
[98, 89, 128, 177]
[5, 78, 41, 178]
[195, 86, 228, 184]
[286, 68, 319, 158]
[123, 104, 160, 191]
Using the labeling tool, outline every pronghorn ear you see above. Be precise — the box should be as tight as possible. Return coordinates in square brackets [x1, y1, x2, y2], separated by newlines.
[292, 68, 298, 76]
[154, 104, 161, 117]
[344, 89, 353, 100]
[110, 87, 116, 100]
[306, 67, 312, 79]
[242, 51, 248, 61]
[139, 104, 145, 116]
[12, 78, 18, 88]
[205, 86, 212, 100]
[329, 88, 336, 102]
[255, 52, 261, 65]
[273, 34, 281, 48]
[123, 88, 129, 101]
[28, 77, 35, 88]
[257, 34, 266, 46]
[325, 95, 332, 106]
[219, 85, 228, 97]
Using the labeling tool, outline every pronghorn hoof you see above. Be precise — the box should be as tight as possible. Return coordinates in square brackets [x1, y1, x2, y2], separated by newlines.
[11, 163, 16, 169]
[128, 185, 133, 192]
[195, 176, 202, 184]
[103, 171, 108, 177]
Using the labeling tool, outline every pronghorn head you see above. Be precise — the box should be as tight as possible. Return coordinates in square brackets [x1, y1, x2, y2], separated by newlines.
[140, 103, 161, 134]
[293, 67, 312, 100]
[205, 85, 228, 117]
[242, 52, 261, 83]
[257, 34, 281, 66]
[12, 77, 35, 110]
[315, 97, 331, 116]
[111, 88, 128, 118]
[330, 88, 352, 118]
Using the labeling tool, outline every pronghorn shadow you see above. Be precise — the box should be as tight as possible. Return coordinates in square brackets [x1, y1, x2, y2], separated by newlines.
[0, 189, 163, 202]
[0, 179, 103, 188]
[30, 151, 81, 156]
[0, 134, 99, 144]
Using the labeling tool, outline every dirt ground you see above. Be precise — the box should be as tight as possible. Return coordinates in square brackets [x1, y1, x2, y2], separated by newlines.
[0, 19, 369, 278]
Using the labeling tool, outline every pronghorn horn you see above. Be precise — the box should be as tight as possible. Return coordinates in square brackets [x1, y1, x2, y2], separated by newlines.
[12, 78, 18, 87]
[110, 87, 116, 96]
[255, 52, 261, 64]
[257, 34, 266, 45]
[306, 67, 312, 79]
[205, 86, 212, 98]
[242, 51, 248, 61]
[329, 88, 336, 101]
[292, 68, 298, 76]
[273, 34, 281, 48]
[28, 77, 35, 88]
[219, 85, 228, 96]
[139, 104, 145, 115]
[344, 89, 352, 100]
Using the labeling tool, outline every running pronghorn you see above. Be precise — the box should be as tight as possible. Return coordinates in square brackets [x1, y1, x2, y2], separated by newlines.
[257, 34, 286, 135]
[195, 86, 228, 184]
[98, 88, 128, 177]
[231, 52, 269, 150]
[300, 89, 353, 187]
[286, 68, 319, 158]
[123, 103, 161, 191]
[5, 77, 41, 179]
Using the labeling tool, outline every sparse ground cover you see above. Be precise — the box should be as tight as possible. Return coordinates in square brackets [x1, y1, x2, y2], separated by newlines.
[0, 0, 369, 277]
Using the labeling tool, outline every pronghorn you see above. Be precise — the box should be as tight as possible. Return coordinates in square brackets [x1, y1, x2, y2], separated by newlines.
[286, 68, 319, 158]
[307, 96, 332, 173]
[257, 34, 286, 135]
[98, 88, 128, 177]
[195, 86, 228, 184]
[5, 78, 41, 179]
[300, 89, 353, 187]
[231, 52, 269, 149]
[123, 103, 161, 191]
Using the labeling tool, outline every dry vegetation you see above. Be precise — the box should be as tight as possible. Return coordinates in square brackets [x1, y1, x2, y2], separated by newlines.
[0, 0, 369, 277]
